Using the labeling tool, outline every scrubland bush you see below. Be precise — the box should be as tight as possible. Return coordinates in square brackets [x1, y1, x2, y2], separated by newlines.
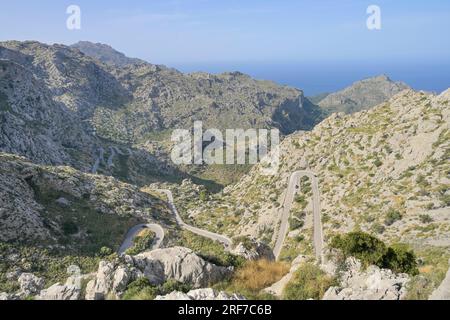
[283, 263, 336, 300]
[330, 232, 418, 275]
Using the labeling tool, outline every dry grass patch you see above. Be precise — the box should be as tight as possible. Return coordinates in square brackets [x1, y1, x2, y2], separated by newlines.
[233, 259, 289, 292]
[213, 259, 289, 299]
[419, 265, 433, 274]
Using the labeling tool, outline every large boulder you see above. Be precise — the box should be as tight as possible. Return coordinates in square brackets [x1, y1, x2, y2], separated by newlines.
[38, 283, 80, 300]
[0, 293, 8, 300]
[17, 273, 45, 297]
[231, 239, 274, 261]
[322, 258, 410, 300]
[85, 261, 138, 300]
[154, 291, 191, 300]
[134, 247, 232, 288]
[85, 247, 232, 300]
[155, 288, 246, 301]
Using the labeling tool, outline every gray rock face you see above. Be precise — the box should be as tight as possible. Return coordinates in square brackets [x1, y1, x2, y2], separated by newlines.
[55, 197, 70, 207]
[231, 240, 275, 261]
[0, 41, 179, 187]
[0, 153, 170, 245]
[84, 247, 232, 300]
[155, 288, 246, 301]
[318, 75, 410, 114]
[0, 292, 13, 300]
[322, 258, 410, 300]
[38, 283, 80, 300]
[17, 273, 45, 297]
[134, 247, 233, 288]
[0, 57, 96, 167]
[0, 292, 20, 300]
[85, 261, 129, 300]
[429, 259, 450, 300]
[1, 40, 322, 156]
[154, 291, 191, 300]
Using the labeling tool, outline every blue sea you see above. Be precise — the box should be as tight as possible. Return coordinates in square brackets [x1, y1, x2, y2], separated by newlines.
[174, 61, 450, 96]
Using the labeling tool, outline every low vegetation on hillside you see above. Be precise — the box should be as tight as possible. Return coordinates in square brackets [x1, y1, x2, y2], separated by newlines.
[283, 263, 337, 300]
[330, 232, 419, 275]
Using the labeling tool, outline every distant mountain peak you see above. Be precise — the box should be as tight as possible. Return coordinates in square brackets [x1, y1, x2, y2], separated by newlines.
[317, 74, 410, 114]
[372, 74, 391, 81]
[71, 41, 145, 67]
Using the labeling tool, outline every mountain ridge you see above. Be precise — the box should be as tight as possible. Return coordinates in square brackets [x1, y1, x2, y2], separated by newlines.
[318, 74, 411, 114]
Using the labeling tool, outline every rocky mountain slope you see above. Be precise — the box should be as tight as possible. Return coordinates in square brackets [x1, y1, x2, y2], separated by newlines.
[318, 75, 410, 114]
[1, 39, 448, 300]
[0, 58, 95, 168]
[0, 40, 324, 187]
[71, 41, 146, 67]
[72, 41, 323, 135]
[180, 89, 450, 258]
[0, 153, 173, 252]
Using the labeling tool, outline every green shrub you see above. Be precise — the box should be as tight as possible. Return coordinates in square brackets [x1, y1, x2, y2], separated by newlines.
[122, 278, 158, 300]
[99, 247, 113, 257]
[295, 195, 306, 204]
[381, 244, 419, 275]
[178, 231, 244, 268]
[122, 278, 191, 300]
[160, 279, 191, 294]
[232, 236, 255, 250]
[384, 209, 402, 226]
[62, 221, 79, 235]
[330, 232, 387, 267]
[371, 223, 385, 234]
[289, 218, 304, 230]
[283, 263, 336, 300]
[126, 229, 155, 256]
[330, 232, 418, 275]
[0, 242, 100, 292]
[199, 190, 208, 202]
[374, 159, 383, 167]
[419, 214, 433, 224]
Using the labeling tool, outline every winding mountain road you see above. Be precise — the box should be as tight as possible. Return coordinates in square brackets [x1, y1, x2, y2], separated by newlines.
[91, 147, 105, 174]
[115, 167, 322, 261]
[118, 223, 165, 255]
[273, 170, 323, 262]
[157, 189, 233, 248]
[117, 189, 232, 254]
[107, 147, 116, 168]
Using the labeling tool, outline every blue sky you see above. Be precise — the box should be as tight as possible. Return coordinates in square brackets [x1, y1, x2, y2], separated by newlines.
[1, 0, 449, 93]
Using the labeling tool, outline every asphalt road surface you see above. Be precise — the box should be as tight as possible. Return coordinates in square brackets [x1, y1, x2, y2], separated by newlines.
[273, 170, 323, 261]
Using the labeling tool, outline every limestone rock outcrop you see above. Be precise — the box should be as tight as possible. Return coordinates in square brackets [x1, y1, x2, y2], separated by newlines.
[155, 288, 245, 301]
[322, 258, 410, 300]
[231, 239, 275, 261]
[17, 273, 45, 297]
[84, 247, 232, 300]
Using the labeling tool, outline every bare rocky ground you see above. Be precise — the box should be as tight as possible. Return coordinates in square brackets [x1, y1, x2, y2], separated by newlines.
[185, 89, 450, 252]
